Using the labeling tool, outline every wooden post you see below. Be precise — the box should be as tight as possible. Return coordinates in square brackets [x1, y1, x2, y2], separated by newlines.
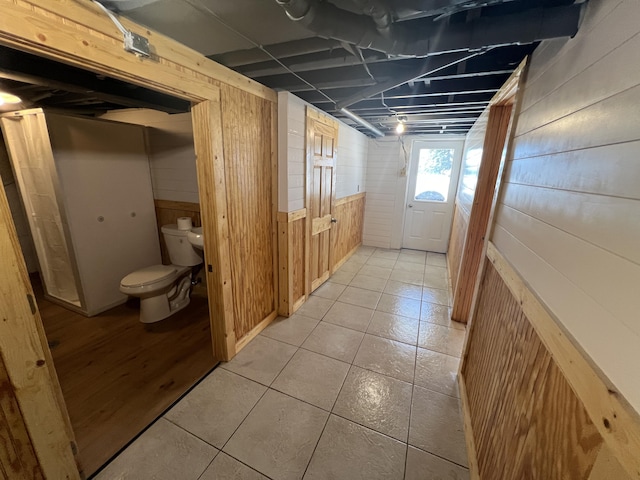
[192, 98, 237, 361]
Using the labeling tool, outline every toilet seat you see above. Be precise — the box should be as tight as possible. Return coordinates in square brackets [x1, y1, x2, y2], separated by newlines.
[121, 265, 178, 288]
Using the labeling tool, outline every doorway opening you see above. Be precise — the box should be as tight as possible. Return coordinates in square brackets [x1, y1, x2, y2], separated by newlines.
[0, 46, 215, 477]
[402, 139, 464, 253]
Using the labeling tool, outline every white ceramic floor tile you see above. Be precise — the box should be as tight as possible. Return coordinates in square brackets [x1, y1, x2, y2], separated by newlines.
[422, 287, 450, 307]
[312, 282, 347, 301]
[359, 264, 393, 279]
[353, 334, 416, 383]
[377, 293, 422, 319]
[324, 300, 375, 332]
[393, 261, 425, 274]
[409, 386, 468, 467]
[165, 369, 266, 448]
[372, 249, 401, 260]
[295, 296, 335, 320]
[349, 274, 388, 292]
[421, 302, 465, 330]
[329, 269, 357, 285]
[418, 322, 466, 358]
[304, 415, 406, 480]
[333, 366, 412, 441]
[389, 269, 424, 286]
[337, 260, 364, 273]
[336, 286, 382, 310]
[405, 446, 469, 480]
[224, 390, 328, 480]
[426, 252, 447, 268]
[414, 348, 460, 398]
[221, 336, 297, 386]
[365, 256, 397, 269]
[366, 311, 419, 345]
[356, 246, 376, 256]
[301, 322, 365, 363]
[384, 280, 423, 301]
[199, 452, 269, 480]
[261, 314, 320, 346]
[96, 419, 217, 480]
[272, 349, 350, 410]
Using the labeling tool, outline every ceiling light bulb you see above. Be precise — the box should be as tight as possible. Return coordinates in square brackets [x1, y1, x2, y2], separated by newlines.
[396, 122, 405, 134]
[0, 92, 22, 105]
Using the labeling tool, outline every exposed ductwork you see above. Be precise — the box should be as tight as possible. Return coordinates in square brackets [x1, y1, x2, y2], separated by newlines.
[275, 0, 583, 57]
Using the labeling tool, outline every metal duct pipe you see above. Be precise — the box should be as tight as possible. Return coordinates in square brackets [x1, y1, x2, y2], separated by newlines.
[275, 0, 583, 56]
[350, 0, 394, 38]
[339, 108, 384, 137]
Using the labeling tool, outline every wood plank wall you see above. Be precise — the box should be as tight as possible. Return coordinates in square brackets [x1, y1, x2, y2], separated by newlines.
[154, 200, 201, 265]
[462, 259, 603, 478]
[278, 192, 365, 316]
[331, 193, 365, 272]
[220, 85, 276, 341]
[278, 210, 307, 316]
[0, 355, 44, 480]
[447, 205, 468, 295]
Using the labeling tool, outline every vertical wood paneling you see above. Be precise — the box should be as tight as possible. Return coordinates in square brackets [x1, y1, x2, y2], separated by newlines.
[331, 193, 365, 271]
[221, 85, 276, 340]
[153, 200, 201, 265]
[291, 217, 306, 305]
[462, 261, 602, 479]
[447, 204, 468, 294]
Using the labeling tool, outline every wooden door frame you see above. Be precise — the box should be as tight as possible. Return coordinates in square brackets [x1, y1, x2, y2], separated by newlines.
[304, 107, 338, 296]
[450, 60, 527, 324]
[0, 1, 277, 477]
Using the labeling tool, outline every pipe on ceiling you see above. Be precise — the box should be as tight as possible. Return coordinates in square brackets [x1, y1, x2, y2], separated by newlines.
[275, 0, 583, 56]
[339, 108, 384, 137]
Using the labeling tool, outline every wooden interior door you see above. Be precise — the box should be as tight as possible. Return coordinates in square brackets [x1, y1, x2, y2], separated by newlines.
[306, 109, 338, 293]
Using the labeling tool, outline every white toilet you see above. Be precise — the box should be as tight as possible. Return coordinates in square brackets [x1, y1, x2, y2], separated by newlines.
[120, 224, 203, 323]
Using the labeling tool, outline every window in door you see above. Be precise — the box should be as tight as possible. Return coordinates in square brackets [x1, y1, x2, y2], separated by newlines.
[413, 148, 455, 202]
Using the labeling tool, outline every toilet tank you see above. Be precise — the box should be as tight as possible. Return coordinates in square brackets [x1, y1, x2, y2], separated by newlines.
[160, 224, 203, 267]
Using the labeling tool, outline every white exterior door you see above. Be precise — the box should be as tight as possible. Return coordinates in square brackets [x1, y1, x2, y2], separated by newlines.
[402, 140, 463, 252]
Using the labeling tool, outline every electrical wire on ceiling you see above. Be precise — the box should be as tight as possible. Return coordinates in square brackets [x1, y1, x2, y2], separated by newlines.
[181, 0, 338, 108]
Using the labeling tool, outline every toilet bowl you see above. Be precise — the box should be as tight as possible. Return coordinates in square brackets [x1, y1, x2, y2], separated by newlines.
[120, 224, 203, 323]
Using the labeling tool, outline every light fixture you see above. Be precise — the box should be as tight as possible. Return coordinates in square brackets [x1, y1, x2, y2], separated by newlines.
[395, 115, 407, 135]
[0, 92, 22, 106]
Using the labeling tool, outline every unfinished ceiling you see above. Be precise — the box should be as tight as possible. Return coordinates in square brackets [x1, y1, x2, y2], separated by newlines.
[1, 0, 584, 134]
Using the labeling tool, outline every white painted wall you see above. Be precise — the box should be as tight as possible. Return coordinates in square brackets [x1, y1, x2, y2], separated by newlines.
[363, 135, 465, 249]
[101, 109, 199, 203]
[277, 91, 368, 212]
[492, 0, 640, 412]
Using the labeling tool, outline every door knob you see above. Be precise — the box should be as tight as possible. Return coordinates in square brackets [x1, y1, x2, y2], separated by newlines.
[408, 204, 413, 208]
[331, 218, 338, 223]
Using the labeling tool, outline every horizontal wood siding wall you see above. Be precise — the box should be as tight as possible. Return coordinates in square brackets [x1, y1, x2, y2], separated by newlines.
[462, 260, 602, 478]
[331, 193, 365, 271]
[447, 204, 468, 293]
[221, 85, 276, 341]
[493, 0, 640, 411]
[154, 200, 201, 265]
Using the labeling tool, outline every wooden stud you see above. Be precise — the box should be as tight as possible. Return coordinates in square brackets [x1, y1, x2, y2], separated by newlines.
[451, 104, 513, 324]
[458, 376, 481, 480]
[270, 102, 279, 323]
[0, 0, 275, 102]
[485, 242, 640, 479]
[0, 167, 79, 479]
[192, 98, 236, 361]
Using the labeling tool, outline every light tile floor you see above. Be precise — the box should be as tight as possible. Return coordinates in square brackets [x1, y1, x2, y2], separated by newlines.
[95, 247, 469, 480]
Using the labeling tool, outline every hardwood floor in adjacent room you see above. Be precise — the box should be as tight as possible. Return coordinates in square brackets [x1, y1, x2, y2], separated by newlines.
[35, 277, 215, 478]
